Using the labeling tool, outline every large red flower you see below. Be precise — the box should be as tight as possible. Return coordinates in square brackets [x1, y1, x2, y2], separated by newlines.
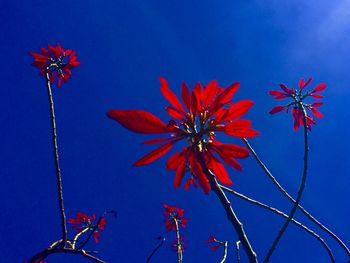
[163, 204, 188, 232]
[68, 212, 107, 243]
[31, 44, 80, 87]
[107, 78, 259, 193]
[269, 78, 326, 131]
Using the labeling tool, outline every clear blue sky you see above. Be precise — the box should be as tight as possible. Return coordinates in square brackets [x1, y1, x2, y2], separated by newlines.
[1, 0, 349, 262]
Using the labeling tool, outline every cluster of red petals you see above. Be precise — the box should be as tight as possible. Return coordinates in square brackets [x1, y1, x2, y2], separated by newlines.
[269, 78, 326, 131]
[163, 204, 188, 232]
[31, 44, 80, 87]
[171, 236, 186, 253]
[107, 78, 258, 193]
[68, 212, 107, 243]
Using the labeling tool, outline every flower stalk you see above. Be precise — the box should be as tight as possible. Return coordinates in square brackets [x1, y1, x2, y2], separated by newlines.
[146, 236, 166, 263]
[45, 70, 67, 247]
[263, 106, 309, 262]
[174, 219, 183, 263]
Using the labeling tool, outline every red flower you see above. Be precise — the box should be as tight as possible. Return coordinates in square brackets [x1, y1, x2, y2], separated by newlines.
[31, 44, 80, 87]
[68, 212, 106, 244]
[269, 78, 326, 131]
[171, 236, 186, 253]
[107, 78, 259, 193]
[206, 235, 225, 251]
[163, 204, 188, 232]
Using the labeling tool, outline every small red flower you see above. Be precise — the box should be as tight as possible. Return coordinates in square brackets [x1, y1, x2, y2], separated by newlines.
[31, 44, 80, 87]
[171, 236, 186, 253]
[206, 235, 225, 251]
[107, 78, 259, 193]
[269, 78, 326, 131]
[68, 212, 106, 244]
[163, 204, 188, 232]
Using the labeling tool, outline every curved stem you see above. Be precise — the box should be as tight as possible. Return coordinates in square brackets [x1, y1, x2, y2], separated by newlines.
[220, 185, 335, 262]
[72, 227, 89, 249]
[220, 241, 228, 263]
[235, 241, 241, 263]
[197, 154, 258, 263]
[242, 138, 350, 258]
[28, 247, 106, 263]
[146, 236, 166, 263]
[174, 219, 183, 263]
[263, 107, 309, 262]
[45, 72, 67, 246]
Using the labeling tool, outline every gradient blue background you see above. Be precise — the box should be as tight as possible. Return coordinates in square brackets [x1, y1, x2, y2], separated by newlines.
[1, 0, 349, 262]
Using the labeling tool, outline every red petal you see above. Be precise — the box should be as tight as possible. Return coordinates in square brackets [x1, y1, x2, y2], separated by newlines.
[269, 106, 286, 114]
[166, 106, 184, 121]
[191, 82, 203, 114]
[310, 93, 323, 99]
[213, 143, 249, 159]
[312, 83, 327, 93]
[311, 102, 323, 108]
[167, 151, 185, 170]
[218, 100, 254, 123]
[310, 108, 323, 118]
[174, 159, 187, 188]
[181, 82, 192, 111]
[134, 141, 175, 166]
[279, 84, 294, 94]
[212, 82, 240, 107]
[203, 80, 219, 108]
[160, 77, 185, 113]
[107, 110, 168, 134]
[190, 155, 210, 194]
[209, 155, 233, 185]
[93, 232, 100, 243]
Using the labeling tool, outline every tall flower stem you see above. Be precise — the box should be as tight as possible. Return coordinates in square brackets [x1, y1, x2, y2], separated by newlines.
[264, 107, 309, 262]
[45, 71, 67, 247]
[220, 185, 335, 262]
[197, 154, 258, 263]
[146, 236, 166, 263]
[242, 138, 350, 258]
[174, 219, 183, 263]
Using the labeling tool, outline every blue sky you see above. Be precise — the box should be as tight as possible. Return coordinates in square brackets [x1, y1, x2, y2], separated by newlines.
[1, 0, 349, 262]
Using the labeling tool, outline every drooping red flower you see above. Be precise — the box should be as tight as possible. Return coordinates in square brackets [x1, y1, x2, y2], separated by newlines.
[171, 236, 187, 253]
[68, 212, 106, 244]
[269, 78, 326, 131]
[163, 204, 188, 232]
[107, 78, 259, 193]
[31, 44, 80, 87]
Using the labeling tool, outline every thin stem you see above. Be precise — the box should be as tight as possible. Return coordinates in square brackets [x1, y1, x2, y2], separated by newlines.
[263, 107, 309, 262]
[197, 154, 258, 263]
[220, 185, 335, 262]
[77, 216, 103, 250]
[146, 236, 166, 263]
[242, 137, 350, 258]
[72, 227, 89, 249]
[174, 219, 183, 263]
[235, 241, 241, 263]
[219, 241, 228, 263]
[45, 71, 67, 246]
[28, 247, 106, 263]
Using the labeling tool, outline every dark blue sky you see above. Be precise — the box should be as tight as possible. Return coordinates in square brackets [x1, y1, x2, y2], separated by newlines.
[1, 0, 349, 262]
